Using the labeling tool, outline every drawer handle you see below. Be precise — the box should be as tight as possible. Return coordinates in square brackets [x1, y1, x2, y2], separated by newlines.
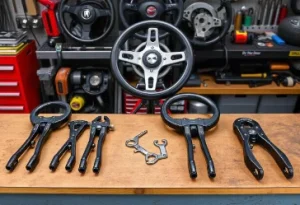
[0, 82, 18, 87]
[0, 92, 20, 97]
[0, 106, 23, 111]
[0, 66, 14, 71]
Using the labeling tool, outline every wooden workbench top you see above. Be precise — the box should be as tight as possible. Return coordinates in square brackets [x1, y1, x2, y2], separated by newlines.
[0, 114, 300, 195]
[180, 76, 300, 95]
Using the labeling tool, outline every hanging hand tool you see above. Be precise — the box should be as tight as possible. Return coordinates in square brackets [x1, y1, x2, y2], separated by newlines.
[50, 120, 89, 172]
[25, 0, 39, 16]
[278, 3, 288, 24]
[38, 0, 63, 46]
[256, 0, 263, 25]
[244, 8, 254, 26]
[273, 0, 282, 25]
[161, 94, 220, 179]
[233, 118, 294, 180]
[262, 0, 269, 25]
[79, 116, 114, 174]
[55, 67, 71, 103]
[268, 0, 275, 25]
[6, 102, 72, 172]
[234, 10, 243, 31]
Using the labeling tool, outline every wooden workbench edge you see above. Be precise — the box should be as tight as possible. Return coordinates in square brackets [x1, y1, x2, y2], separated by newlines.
[0, 187, 299, 195]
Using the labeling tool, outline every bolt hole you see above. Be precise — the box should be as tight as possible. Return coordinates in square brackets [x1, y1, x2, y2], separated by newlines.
[199, 18, 205, 23]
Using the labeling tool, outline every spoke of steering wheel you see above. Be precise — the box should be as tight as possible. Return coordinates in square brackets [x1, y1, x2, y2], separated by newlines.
[63, 5, 79, 15]
[123, 3, 138, 11]
[161, 51, 186, 67]
[81, 24, 92, 40]
[146, 28, 160, 48]
[165, 3, 179, 11]
[144, 69, 160, 91]
[119, 50, 142, 66]
[95, 8, 112, 17]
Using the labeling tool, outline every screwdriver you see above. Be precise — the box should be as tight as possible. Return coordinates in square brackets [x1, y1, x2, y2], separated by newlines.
[262, 0, 269, 25]
[268, 0, 275, 25]
[273, 0, 282, 25]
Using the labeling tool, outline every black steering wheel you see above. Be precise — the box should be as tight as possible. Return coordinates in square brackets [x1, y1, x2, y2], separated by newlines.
[59, 0, 115, 43]
[183, 0, 233, 46]
[110, 20, 194, 100]
[119, 0, 184, 39]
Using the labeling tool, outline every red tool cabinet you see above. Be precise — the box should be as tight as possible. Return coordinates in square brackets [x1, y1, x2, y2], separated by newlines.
[0, 41, 40, 113]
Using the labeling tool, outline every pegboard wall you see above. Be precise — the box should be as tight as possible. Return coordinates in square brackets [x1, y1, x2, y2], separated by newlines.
[4, 0, 298, 46]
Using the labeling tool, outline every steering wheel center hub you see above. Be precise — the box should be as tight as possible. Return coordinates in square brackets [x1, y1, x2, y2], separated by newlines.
[143, 50, 162, 68]
[146, 6, 158, 17]
[80, 6, 95, 23]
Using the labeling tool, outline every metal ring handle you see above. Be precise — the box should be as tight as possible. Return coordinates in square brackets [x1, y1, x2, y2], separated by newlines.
[30, 101, 72, 130]
[161, 93, 220, 131]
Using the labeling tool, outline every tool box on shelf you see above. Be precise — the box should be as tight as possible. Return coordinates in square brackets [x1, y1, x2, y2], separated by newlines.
[257, 95, 298, 113]
[0, 41, 40, 113]
[217, 95, 260, 113]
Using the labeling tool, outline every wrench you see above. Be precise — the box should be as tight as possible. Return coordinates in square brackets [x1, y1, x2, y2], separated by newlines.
[125, 131, 168, 165]
[154, 139, 168, 160]
[125, 131, 160, 165]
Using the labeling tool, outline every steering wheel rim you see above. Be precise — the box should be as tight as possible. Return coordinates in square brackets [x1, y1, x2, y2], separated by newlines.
[119, 0, 184, 39]
[184, 0, 233, 46]
[110, 20, 194, 100]
[161, 93, 220, 131]
[59, 0, 115, 43]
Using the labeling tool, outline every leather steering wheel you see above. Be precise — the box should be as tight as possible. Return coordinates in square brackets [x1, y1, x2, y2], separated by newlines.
[110, 20, 194, 100]
[183, 0, 233, 46]
[59, 0, 115, 43]
[119, 0, 184, 39]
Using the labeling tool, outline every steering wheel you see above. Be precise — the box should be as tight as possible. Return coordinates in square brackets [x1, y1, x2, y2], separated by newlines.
[59, 0, 115, 43]
[110, 20, 194, 100]
[182, 0, 233, 46]
[119, 0, 184, 39]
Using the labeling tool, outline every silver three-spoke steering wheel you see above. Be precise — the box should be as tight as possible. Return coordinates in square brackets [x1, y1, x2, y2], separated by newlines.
[110, 20, 194, 100]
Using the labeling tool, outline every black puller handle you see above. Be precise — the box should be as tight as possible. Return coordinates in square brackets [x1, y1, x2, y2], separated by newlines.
[197, 125, 216, 179]
[66, 155, 76, 172]
[79, 127, 96, 173]
[184, 126, 197, 179]
[93, 127, 107, 173]
[26, 123, 52, 172]
[78, 158, 88, 174]
[6, 124, 40, 171]
[50, 140, 69, 171]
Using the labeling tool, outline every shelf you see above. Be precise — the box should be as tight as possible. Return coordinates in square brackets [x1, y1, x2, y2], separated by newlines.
[36, 43, 111, 60]
[180, 75, 300, 95]
[0, 114, 300, 195]
[194, 36, 300, 60]
[36, 36, 300, 61]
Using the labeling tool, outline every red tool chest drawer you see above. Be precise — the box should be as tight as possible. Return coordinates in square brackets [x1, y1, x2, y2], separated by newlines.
[0, 65, 19, 80]
[0, 41, 40, 113]
[0, 105, 25, 113]
[0, 81, 20, 92]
